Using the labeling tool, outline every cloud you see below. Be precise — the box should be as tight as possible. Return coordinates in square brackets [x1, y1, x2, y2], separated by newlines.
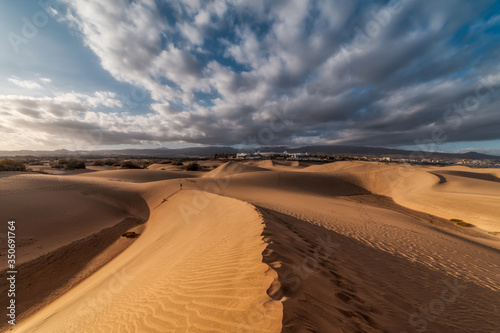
[8, 77, 42, 89]
[0, 92, 129, 149]
[8, 0, 499, 150]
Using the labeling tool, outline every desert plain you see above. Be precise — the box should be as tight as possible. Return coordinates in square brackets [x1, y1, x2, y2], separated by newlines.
[1, 160, 500, 332]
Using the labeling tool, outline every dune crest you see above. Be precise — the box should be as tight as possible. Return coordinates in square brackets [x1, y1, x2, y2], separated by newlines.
[12, 191, 282, 332]
[204, 161, 270, 178]
[304, 161, 500, 233]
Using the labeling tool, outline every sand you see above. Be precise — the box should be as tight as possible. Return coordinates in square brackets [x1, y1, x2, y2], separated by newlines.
[10, 191, 282, 332]
[2, 161, 500, 332]
[301, 161, 500, 233]
[0, 173, 149, 268]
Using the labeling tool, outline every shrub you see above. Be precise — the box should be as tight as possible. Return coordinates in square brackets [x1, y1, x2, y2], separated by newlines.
[50, 158, 85, 170]
[171, 161, 184, 166]
[104, 159, 118, 166]
[450, 219, 472, 227]
[94, 159, 119, 166]
[0, 159, 26, 172]
[159, 160, 172, 164]
[121, 231, 139, 238]
[120, 160, 143, 169]
[65, 159, 86, 170]
[183, 162, 200, 171]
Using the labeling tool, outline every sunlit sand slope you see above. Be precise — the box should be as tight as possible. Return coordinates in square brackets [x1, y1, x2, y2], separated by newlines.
[13, 191, 282, 333]
[0, 173, 149, 268]
[304, 161, 500, 233]
[204, 161, 271, 178]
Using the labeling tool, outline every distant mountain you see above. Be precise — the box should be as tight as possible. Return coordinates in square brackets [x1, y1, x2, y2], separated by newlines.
[0, 145, 498, 160]
[250, 145, 500, 160]
[458, 151, 499, 160]
[0, 146, 238, 158]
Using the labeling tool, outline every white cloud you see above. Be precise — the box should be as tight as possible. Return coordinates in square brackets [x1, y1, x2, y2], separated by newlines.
[8, 77, 42, 89]
[0, 92, 153, 150]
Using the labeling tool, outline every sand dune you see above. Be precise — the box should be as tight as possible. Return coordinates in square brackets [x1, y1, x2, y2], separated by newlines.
[260, 207, 500, 332]
[11, 191, 282, 332]
[146, 163, 183, 171]
[0, 173, 149, 268]
[191, 162, 500, 331]
[78, 168, 198, 183]
[245, 160, 308, 170]
[302, 161, 500, 233]
[204, 161, 271, 178]
[201, 170, 369, 198]
[436, 170, 500, 182]
[4, 161, 500, 332]
[396, 167, 500, 233]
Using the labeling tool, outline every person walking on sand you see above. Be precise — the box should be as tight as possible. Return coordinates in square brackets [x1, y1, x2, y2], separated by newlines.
[180, 183, 182, 190]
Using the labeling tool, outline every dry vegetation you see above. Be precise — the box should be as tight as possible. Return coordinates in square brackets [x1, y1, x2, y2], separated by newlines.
[51, 158, 86, 170]
[0, 159, 26, 171]
[183, 162, 200, 171]
[450, 218, 473, 227]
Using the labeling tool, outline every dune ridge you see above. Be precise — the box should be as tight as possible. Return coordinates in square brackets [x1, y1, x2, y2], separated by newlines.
[259, 206, 500, 332]
[11, 191, 282, 332]
[204, 161, 270, 178]
[302, 161, 500, 233]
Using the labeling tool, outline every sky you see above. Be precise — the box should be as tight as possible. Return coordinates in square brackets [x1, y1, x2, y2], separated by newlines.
[1, 0, 500, 155]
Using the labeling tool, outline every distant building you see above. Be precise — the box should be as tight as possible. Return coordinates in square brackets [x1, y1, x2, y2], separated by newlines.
[290, 152, 308, 160]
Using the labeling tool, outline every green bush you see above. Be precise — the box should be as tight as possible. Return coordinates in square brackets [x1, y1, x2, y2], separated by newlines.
[183, 162, 200, 171]
[450, 219, 472, 227]
[0, 159, 26, 172]
[171, 161, 184, 166]
[159, 160, 172, 164]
